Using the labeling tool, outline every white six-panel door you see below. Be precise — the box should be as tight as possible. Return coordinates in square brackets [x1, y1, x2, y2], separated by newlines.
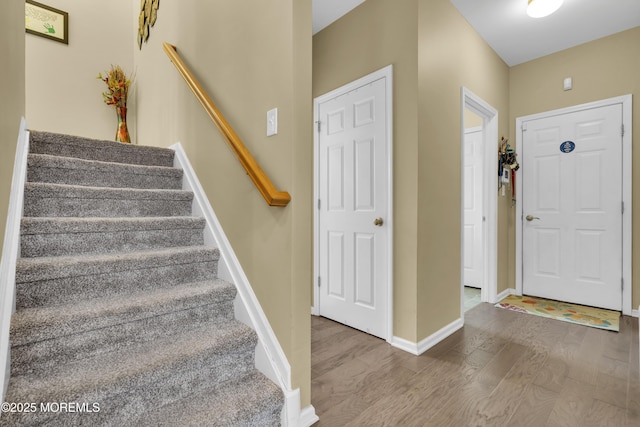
[464, 127, 484, 289]
[317, 74, 389, 339]
[522, 104, 623, 310]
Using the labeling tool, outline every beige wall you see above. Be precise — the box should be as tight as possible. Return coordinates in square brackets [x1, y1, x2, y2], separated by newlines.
[134, 0, 313, 406]
[417, 0, 510, 338]
[313, 0, 421, 340]
[313, 0, 510, 342]
[26, 0, 133, 141]
[510, 27, 640, 308]
[0, 0, 26, 262]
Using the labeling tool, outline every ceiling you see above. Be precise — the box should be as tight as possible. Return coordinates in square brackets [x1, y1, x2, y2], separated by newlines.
[312, 0, 365, 35]
[312, 0, 640, 66]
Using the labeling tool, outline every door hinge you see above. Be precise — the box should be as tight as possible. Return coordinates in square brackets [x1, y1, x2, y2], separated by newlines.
[621, 277, 624, 290]
[622, 201, 624, 214]
[622, 124, 625, 137]
[522, 123, 527, 132]
[318, 199, 321, 210]
[316, 121, 321, 133]
[318, 276, 321, 287]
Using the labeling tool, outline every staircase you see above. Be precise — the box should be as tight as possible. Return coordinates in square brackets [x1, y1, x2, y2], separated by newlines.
[2, 131, 283, 426]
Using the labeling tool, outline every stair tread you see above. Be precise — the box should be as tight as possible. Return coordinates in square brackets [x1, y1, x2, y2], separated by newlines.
[21, 216, 206, 235]
[6, 319, 257, 403]
[25, 182, 193, 200]
[29, 130, 175, 167]
[28, 153, 183, 177]
[15, 245, 219, 283]
[138, 370, 283, 427]
[11, 278, 236, 346]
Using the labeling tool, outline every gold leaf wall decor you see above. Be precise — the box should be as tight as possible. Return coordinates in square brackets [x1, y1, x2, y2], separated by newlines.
[138, 0, 160, 49]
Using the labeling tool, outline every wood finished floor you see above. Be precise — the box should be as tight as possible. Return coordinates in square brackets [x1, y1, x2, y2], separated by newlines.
[311, 303, 640, 426]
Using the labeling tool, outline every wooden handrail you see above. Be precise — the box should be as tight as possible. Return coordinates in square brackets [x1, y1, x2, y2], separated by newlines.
[163, 43, 291, 207]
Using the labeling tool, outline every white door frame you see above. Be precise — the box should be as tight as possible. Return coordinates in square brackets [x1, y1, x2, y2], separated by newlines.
[312, 65, 394, 342]
[515, 94, 633, 315]
[460, 87, 499, 320]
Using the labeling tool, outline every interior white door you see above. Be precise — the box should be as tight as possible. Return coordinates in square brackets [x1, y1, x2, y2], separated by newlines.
[522, 104, 623, 310]
[464, 127, 483, 289]
[317, 75, 389, 339]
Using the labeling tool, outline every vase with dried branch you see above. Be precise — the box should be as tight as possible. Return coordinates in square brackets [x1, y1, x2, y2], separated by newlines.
[98, 65, 133, 143]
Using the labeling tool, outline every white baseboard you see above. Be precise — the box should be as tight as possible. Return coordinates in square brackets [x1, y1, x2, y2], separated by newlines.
[299, 405, 319, 426]
[281, 389, 318, 427]
[631, 308, 639, 318]
[494, 287, 515, 303]
[391, 317, 463, 356]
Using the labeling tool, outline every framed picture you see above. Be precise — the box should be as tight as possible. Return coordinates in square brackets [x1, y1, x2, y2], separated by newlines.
[25, 0, 68, 45]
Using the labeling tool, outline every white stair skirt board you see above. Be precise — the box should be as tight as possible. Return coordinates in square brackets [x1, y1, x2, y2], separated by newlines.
[171, 142, 316, 426]
[391, 318, 464, 356]
[0, 118, 29, 401]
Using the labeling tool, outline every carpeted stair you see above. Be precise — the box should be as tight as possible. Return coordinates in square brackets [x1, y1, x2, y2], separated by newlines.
[3, 131, 283, 426]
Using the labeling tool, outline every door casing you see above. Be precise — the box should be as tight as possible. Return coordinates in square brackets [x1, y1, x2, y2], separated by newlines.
[312, 65, 394, 342]
[460, 87, 499, 322]
[515, 94, 633, 315]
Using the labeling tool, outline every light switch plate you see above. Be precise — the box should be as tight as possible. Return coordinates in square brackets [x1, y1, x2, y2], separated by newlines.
[267, 108, 278, 136]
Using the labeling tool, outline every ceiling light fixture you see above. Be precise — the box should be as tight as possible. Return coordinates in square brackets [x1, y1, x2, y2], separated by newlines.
[527, 0, 563, 18]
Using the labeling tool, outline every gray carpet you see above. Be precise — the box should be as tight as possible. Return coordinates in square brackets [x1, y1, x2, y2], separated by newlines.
[3, 131, 283, 426]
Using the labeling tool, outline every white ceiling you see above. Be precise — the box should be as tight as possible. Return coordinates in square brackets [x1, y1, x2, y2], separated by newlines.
[312, 0, 366, 35]
[313, 0, 640, 66]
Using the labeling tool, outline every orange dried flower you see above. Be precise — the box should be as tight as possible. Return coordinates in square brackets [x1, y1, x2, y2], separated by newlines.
[97, 65, 133, 107]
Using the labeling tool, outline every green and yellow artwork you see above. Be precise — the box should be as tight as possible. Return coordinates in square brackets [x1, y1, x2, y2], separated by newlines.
[25, 1, 68, 45]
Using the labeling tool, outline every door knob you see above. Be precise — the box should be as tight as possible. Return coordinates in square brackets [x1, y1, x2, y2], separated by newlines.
[374, 217, 384, 227]
[525, 215, 540, 222]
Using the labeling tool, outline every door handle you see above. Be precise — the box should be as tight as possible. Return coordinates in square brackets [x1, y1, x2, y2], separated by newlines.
[374, 217, 384, 227]
[525, 215, 540, 222]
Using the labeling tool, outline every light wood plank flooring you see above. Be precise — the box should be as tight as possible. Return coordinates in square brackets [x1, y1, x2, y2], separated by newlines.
[311, 303, 639, 426]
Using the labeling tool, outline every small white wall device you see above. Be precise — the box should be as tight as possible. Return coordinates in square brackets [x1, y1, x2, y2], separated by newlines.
[267, 108, 278, 136]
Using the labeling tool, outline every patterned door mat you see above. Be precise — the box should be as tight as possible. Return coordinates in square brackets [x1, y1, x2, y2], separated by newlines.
[495, 294, 620, 332]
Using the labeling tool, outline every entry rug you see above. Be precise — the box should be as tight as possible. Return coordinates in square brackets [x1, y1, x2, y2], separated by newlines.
[495, 294, 620, 332]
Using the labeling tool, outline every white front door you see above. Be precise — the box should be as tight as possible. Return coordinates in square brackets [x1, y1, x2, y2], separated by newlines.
[463, 127, 483, 289]
[316, 68, 391, 339]
[522, 104, 623, 310]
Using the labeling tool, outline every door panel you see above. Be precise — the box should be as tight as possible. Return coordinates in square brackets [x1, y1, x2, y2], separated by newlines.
[463, 128, 483, 289]
[522, 105, 622, 310]
[318, 76, 389, 338]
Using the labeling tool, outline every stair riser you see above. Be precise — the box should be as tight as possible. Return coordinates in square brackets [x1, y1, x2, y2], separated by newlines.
[5, 349, 256, 426]
[29, 132, 175, 167]
[16, 261, 218, 309]
[28, 166, 183, 190]
[12, 300, 236, 376]
[21, 228, 204, 258]
[23, 195, 192, 218]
